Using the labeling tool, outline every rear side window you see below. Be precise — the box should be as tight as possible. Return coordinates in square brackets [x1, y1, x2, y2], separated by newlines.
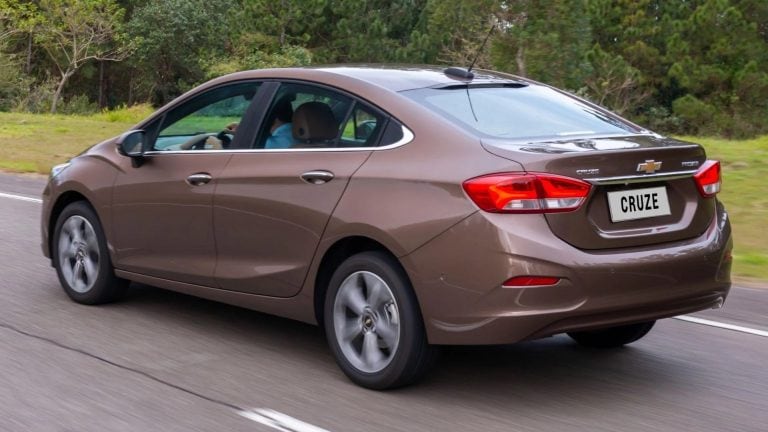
[402, 85, 641, 141]
[379, 119, 405, 146]
[339, 103, 385, 148]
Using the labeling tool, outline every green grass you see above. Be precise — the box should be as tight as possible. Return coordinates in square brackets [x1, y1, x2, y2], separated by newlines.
[0, 106, 152, 174]
[679, 135, 768, 282]
[0, 113, 764, 282]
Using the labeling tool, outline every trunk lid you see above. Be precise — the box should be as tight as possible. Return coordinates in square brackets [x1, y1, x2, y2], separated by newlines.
[481, 134, 715, 250]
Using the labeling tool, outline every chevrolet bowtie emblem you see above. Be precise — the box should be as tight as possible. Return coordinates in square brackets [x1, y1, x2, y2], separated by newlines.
[637, 160, 662, 174]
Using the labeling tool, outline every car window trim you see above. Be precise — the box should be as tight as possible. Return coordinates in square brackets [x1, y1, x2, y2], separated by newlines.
[137, 79, 272, 151]
[258, 78, 409, 148]
[141, 124, 414, 155]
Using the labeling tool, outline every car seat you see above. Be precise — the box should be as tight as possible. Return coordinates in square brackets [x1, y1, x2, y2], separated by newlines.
[292, 102, 339, 147]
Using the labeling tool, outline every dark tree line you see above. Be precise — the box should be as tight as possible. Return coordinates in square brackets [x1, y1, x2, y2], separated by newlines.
[1, 0, 767, 137]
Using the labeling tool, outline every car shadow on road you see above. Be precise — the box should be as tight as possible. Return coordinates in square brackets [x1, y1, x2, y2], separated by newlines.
[118, 283, 708, 411]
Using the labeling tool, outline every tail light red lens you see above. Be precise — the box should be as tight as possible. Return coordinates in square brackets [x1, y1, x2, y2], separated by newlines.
[463, 173, 591, 213]
[693, 160, 721, 198]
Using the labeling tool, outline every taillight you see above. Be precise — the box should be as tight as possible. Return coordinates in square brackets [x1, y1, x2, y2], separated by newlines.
[462, 173, 591, 213]
[694, 160, 721, 198]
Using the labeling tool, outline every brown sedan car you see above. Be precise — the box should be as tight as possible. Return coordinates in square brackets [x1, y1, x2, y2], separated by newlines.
[41, 66, 732, 389]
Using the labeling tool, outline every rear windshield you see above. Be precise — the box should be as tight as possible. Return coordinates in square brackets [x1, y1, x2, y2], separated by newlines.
[402, 85, 642, 140]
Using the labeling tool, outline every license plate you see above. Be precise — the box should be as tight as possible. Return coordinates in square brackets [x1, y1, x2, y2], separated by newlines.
[607, 186, 671, 222]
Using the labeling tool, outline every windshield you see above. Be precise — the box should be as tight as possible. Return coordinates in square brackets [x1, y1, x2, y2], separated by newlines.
[402, 85, 643, 140]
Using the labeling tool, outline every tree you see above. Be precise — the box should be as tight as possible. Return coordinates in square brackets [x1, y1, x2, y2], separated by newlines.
[583, 44, 649, 115]
[666, 0, 768, 136]
[415, 0, 498, 67]
[0, 24, 30, 110]
[8, 0, 131, 113]
[236, 0, 429, 65]
[126, 0, 232, 105]
[492, 0, 592, 91]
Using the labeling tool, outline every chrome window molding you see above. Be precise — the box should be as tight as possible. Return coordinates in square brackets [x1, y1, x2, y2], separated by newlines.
[143, 125, 414, 156]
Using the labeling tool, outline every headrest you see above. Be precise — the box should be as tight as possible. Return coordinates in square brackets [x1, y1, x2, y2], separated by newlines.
[292, 102, 338, 142]
[272, 96, 294, 123]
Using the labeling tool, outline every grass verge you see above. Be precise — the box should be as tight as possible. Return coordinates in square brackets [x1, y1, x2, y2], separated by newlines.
[679, 135, 768, 282]
[0, 106, 151, 174]
[0, 112, 764, 282]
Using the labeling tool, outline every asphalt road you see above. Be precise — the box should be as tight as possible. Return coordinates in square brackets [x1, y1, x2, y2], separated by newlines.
[1, 172, 766, 432]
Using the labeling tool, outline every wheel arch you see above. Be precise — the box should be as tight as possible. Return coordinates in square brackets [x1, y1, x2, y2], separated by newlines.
[313, 236, 420, 327]
[47, 191, 93, 257]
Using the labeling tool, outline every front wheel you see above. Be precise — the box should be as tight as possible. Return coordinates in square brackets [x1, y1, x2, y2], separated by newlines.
[568, 321, 656, 348]
[52, 201, 127, 305]
[324, 251, 437, 389]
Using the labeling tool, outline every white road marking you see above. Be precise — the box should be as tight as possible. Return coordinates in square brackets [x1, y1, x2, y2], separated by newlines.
[238, 409, 331, 432]
[0, 191, 42, 203]
[674, 315, 768, 338]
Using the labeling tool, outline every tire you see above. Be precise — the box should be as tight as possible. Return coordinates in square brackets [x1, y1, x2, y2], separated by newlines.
[324, 251, 437, 389]
[568, 321, 656, 348]
[52, 201, 127, 305]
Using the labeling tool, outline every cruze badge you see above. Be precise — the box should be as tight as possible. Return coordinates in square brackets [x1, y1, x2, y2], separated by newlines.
[637, 160, 662, 174]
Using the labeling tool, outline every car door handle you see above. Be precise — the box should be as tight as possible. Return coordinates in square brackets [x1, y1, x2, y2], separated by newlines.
[300, 170, 335, 185]
[186, 173, 212, 186]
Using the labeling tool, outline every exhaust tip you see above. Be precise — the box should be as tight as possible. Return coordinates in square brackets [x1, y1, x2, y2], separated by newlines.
[712, 297, 725, 309]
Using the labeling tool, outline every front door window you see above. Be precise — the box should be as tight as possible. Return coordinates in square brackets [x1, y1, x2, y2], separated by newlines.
[153, 82, 260, 151]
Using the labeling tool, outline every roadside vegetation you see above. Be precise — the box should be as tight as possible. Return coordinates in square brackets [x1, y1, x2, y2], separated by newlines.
[2, 1, 768, 139]
[0, 106, 149, 172]
[680, 135, 768, 283]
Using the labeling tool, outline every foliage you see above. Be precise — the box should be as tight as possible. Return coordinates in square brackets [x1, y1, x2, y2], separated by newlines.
[581, 44, 648, 115]
[92, 103, 154, 123]
[125, 0, 233, 105]
[412, 0, 497, 67]
[493, 0, 592, 91]
[14, 78, 57, 113]
[1, 0, 768, 137]
[0, 30, 29, 111]
[666, 0, 768, 137]
[3, 0, 131, 113]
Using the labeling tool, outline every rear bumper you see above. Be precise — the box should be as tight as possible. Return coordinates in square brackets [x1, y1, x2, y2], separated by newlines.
[401, 202, 732, 345]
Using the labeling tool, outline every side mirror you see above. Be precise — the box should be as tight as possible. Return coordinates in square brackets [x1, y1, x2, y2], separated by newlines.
[116, 130, 147, 167]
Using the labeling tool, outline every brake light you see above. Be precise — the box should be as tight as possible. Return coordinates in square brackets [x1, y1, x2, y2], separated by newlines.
[694, 160, 721, 198]
[462, 173, 591, 213]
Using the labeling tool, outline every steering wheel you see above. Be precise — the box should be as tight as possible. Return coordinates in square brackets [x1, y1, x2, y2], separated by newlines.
[215, 129, 233, 148]
[185, 130, 233, 150]
[185, 134, 207, 150]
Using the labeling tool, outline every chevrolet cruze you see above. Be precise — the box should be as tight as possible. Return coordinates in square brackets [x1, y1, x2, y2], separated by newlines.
[41, 66, 732, 389]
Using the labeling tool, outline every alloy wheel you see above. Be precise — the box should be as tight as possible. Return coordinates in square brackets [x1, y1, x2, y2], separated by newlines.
[57, 215, 100, 293]
[333, 271, 401, 373]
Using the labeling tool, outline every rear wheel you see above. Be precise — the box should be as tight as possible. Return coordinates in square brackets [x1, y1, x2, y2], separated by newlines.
[52, 201, 127, 305]
[568, 321, 655, 348]
[324, 251, 437, 389]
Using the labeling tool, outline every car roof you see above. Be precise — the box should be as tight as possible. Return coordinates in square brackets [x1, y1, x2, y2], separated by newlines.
[214, 65, 527, 93]
[312, 65, 526, 92]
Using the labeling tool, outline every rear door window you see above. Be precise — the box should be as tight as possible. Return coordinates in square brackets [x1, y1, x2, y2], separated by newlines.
[253, 82, 402, 149]
[253, 83, 352, 149]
